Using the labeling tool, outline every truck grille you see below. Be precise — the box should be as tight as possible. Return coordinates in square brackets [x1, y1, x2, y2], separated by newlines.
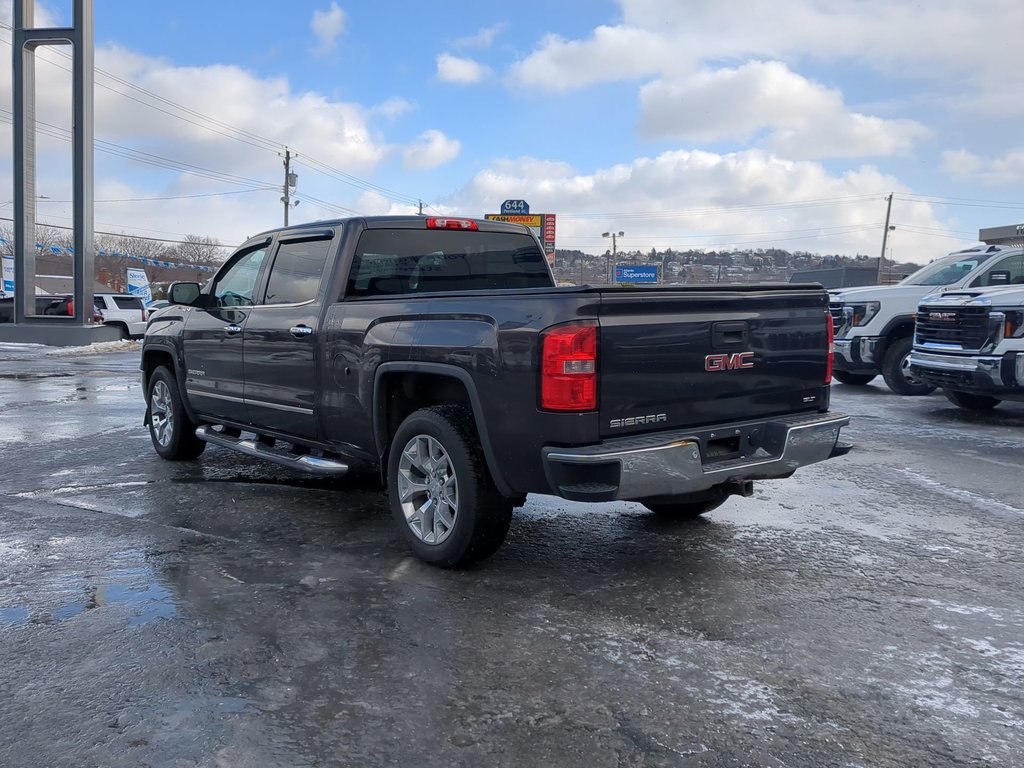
[829, 303, 845, 330]
[915, 306, 990, 350]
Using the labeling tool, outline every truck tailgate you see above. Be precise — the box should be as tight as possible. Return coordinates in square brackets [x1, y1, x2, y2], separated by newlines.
[597, 286, 830, 438]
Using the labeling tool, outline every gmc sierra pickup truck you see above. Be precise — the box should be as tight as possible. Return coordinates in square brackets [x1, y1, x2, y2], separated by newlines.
[910, 285, 1024, 410]
[142, 215, 849, 566]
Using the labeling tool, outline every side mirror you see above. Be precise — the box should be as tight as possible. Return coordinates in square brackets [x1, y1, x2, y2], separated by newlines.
[168, 281, 202, 306]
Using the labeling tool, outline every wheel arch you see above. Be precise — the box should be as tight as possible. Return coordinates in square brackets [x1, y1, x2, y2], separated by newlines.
[373, 362, 512, 497]
[142, 345, 200, 423]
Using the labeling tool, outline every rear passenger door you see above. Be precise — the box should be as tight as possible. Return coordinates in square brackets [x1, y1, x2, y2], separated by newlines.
[242, 231, 335, 440]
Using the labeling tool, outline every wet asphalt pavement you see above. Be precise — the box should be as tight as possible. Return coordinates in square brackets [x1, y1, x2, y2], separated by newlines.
[1, 343, 1023, 767]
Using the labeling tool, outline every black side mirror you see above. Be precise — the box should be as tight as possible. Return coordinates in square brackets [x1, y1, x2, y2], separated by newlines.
[168, 281, 203, 306]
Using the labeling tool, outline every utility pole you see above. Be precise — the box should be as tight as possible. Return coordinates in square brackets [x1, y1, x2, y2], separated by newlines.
[603, 231, 624, 283]
[281, 148, 298, 226]
[877, 193, 893, 284]
[418, 200, 424, 216]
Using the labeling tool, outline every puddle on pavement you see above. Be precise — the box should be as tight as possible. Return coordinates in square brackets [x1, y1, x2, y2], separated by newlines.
[0, 372, 74, 380]
[0, 551, 177, 629]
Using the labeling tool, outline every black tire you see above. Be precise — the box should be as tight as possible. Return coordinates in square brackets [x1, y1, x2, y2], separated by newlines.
[147, 366, 205, 460]
[881, 337, 935, 396]
[643, 497, 726, 520]
[111, 322, 129, 340]
[943, 390, 1001, 411]
[387, 405, 512, 567]
[832, 371, 876, 386]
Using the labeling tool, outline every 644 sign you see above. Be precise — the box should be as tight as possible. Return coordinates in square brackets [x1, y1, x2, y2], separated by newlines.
[501, 199, 530, 215]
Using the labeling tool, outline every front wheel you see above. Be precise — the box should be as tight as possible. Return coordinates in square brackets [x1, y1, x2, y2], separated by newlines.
[388, 406, 512, 567]
[881, 337, 935, 396]
[943, 390, 1001, 411]
[832, 371, 876, 386]
[147, 366, 205, 460]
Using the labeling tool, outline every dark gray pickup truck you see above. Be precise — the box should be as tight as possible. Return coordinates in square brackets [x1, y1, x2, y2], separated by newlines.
[142, 215, 849, 566]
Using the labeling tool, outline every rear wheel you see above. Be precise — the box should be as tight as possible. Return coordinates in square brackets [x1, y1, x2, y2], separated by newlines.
[881, 337, 935, 396]
[643, 497, 726, 520]
[147, 366, 205, 460]
[388, 406, 512, 567]
[943, 390, 1001, 411]
[832, 371, 876, 386]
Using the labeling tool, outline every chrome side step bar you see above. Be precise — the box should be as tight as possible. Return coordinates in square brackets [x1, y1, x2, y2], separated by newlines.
[195, 426, 349, 476]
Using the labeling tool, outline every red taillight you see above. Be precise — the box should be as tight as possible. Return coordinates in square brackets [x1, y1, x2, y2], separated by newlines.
[67, 300, 74, 317]
[425, 217, 478, 231]
[825, 310, 834, 384]
[541, 322, 597, 411]
[142, 308, 148, 321]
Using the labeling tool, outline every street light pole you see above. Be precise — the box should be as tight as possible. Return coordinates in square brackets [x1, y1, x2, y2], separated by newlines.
[602, 231, 624, 284]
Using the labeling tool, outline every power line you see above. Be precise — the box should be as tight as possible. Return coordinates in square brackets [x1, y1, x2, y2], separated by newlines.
[0, 215, 239, 248]
[0, 23, 430, 208]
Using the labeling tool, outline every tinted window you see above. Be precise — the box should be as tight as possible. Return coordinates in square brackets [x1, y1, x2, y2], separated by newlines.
[263, 238, 332, 305]
[971, 253, 1024, 287]
[346, 229, 552, 298]
[213, 247, 267, 306]
[112, 296, 144, 310]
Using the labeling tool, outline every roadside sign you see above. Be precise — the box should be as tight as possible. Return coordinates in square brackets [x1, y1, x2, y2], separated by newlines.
[1, 255, 13, 296]
[126, 267, 153, 303]
[615, 264, 659, 283]
[501, 199, 530, 215]
[485, 212, 556, 267]
[485, 214, 542, 227]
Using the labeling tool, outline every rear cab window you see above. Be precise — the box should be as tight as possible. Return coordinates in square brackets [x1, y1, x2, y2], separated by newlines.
[346, 229, 553, 298]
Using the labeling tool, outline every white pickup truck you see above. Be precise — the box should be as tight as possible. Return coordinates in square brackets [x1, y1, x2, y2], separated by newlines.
[909, 285, 1024, 410]
[830, 243, 1024, 394]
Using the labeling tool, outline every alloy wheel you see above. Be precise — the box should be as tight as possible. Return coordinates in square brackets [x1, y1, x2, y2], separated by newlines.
[150, 380, 174, 447]
[397, 434, 459, 545]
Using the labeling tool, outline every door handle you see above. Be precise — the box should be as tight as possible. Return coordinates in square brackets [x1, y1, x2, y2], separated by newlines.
[290, 325, 313, 338]
[224, 324, 242, 335]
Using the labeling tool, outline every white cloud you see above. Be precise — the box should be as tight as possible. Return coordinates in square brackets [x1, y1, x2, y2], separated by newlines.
[452, 23, 506, 50]
[510, 1, 1024, 113]
[0, 36, 395, 243]
[507, 26, 679, 92]
[942, 148, 1024, 185]
[449, 150, 957, 262]
[436, 53, 491, 85]
[370, 97, 414, 120]
[311, 2, 347, 57]
[639, 61, 928, 159]
[403, 130, 461, 171]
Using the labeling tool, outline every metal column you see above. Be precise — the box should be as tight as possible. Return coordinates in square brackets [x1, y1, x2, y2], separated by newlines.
[5, 0, 117, 345]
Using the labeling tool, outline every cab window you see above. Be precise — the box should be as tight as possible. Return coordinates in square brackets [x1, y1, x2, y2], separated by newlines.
[212, 246, 268, 306]
[971, 254, 1024, 287]
[262, 237, 332, 305]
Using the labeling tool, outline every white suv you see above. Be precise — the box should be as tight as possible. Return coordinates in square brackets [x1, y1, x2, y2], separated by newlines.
[94, 293, 148, 338]
[830, 244, 1024, 395]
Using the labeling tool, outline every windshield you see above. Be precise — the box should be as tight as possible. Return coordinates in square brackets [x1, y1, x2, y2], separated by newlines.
[901, 252, 989, 286]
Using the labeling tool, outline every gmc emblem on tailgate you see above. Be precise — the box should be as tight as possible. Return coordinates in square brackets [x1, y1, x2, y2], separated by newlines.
[705, 352, 755, 371]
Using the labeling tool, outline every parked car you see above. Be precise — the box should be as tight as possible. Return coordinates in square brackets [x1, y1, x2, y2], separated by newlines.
[830, 243, 1024, 394]
[94, 293, 148, 338]
[142, 215, 849, 566]
[910, 285, 1024, 410]
[0, 294, 66, 322]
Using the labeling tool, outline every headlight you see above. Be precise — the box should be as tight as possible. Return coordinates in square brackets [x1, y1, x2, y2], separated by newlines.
[849, 301, 881, 326]
[1003, 310, 1024, 338]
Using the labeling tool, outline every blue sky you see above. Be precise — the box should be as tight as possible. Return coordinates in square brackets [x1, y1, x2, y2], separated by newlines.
[2, 0, 1023, 262]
